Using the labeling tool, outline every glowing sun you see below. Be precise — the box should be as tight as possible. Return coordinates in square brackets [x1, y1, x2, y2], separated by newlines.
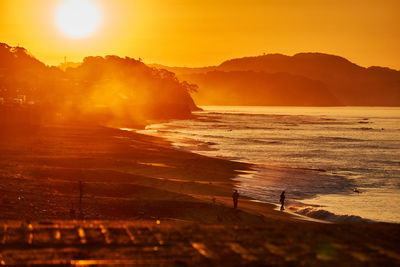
[56, 0, 101, 38]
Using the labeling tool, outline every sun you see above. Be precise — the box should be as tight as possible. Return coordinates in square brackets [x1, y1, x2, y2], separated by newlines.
[56, 0, 101, 38]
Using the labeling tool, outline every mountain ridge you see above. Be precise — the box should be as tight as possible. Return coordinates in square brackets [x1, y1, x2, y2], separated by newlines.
[151, 53, 400, 106]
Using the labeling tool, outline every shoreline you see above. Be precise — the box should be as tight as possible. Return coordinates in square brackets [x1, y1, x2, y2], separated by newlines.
[235, 166, 375, 224]
[1, 122, 399, 265]
[0, 122, 294, 224]
[139, 106, 400, 225]
[135, 125, 379, 224]
[133, 127, 341, 224]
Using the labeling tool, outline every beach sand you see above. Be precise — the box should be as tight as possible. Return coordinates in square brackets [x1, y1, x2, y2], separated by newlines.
[0, 123, 399, 265]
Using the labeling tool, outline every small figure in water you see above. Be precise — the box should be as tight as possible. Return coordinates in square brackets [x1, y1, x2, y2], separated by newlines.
[232, 190, 239, 209]
[280, 191, 285, 211]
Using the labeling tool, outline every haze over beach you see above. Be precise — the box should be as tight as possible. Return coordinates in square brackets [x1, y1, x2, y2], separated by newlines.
[1, 0, 400, 265]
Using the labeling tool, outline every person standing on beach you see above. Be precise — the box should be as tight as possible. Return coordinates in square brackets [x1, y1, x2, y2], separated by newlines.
[280, 191, 286, 211]
[232, 190, 239, 209]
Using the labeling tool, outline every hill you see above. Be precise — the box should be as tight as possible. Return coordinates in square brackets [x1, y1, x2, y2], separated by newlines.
[0, 43, 199, 127]
[181, 71, 340, 106]
[153, 53, 400, 106]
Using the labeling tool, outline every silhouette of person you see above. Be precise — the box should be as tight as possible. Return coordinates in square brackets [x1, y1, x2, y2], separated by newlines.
[232, 190, 239, 209]
[280, 191, 285, 211]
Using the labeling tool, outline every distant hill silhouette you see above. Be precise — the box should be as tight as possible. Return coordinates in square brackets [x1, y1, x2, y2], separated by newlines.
[180, 71, 340, 106]
[0, 43, 199, 126]
[153, 53, 400, 106]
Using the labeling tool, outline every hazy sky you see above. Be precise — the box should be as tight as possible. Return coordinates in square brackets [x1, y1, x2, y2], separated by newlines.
[1, 0, 399, 69]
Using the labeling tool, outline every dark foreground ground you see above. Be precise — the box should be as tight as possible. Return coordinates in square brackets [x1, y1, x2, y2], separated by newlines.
[0, 123, 399, 266]
[1, 220, 399, 266]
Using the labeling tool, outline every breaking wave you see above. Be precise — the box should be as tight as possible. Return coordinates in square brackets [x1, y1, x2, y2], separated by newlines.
[142, 106, 400, 223]
[290, 206, 371, 223]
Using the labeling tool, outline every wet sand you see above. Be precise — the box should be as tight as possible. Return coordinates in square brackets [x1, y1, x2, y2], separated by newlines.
[0, 123, 399, 265]
[0, 123, 288, 223]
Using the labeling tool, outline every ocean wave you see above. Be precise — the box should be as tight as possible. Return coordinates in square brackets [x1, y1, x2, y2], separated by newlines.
[175, 143, 219, 152]
[200, 134, 230, 139]
[290, 206, 371, 223]
[314, 136, 362, 142]
[250, 139, 282, 145]
[148, 106, 400, 223]
[201, 112, 352, 126]
[206, 112, 270, 117]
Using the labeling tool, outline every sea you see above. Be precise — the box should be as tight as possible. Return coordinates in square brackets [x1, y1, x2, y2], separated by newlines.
[138, 106, 400, 223]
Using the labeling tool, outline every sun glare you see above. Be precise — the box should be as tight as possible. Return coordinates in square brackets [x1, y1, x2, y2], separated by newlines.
[56, 0, 101, 38]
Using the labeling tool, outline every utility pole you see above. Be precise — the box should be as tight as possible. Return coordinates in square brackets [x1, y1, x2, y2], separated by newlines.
[79, 181, 83, 219]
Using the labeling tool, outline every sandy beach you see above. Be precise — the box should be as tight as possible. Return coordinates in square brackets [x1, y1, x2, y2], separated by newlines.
[0, 122, 399, 265]
[1, 0, 399, 263]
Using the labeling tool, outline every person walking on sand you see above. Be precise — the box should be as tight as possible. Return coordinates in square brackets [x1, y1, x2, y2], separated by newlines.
[280, 191, 286, 211]
[232, 190, 239, 209]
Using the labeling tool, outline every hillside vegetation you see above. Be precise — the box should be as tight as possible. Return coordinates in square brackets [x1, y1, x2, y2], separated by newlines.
[154, 53, 400, 106]
[0, 43, 199, 127]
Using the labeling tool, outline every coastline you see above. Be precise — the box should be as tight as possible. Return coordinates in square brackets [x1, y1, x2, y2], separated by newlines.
[0, 120, 394, 224]
[1, 122, 400, 265]
[0, 122, 293, 223]
[140, 106, 400, 224]
[135, 124, 372, 224]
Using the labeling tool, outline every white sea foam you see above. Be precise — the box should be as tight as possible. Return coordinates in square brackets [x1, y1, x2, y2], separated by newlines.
[139, 106, 400, 223]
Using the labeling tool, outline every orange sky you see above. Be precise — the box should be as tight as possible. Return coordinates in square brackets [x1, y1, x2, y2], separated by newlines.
[0, 0, 399, 69]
